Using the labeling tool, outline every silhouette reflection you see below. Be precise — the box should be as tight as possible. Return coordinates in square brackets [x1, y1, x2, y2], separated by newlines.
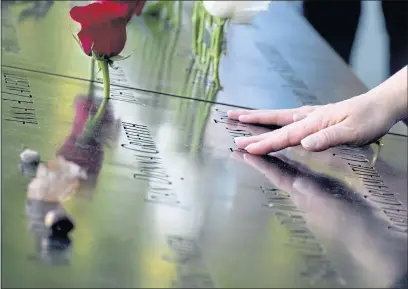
[21, 94, 120, 265]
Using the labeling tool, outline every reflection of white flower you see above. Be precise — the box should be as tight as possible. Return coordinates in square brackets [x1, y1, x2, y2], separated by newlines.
[202, 1, 270, 24]
[27, 157, 87, 202]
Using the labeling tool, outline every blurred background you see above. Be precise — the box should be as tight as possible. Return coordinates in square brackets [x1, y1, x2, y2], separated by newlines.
[350, 1, 388, 89]
[292, 1, 393, 89]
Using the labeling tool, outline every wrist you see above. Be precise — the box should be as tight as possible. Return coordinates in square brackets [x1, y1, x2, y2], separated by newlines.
[366, 66, 408, 123]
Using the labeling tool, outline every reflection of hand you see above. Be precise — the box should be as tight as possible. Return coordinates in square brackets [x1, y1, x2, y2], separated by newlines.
[231, 152, 406, 287]
[231, 151, 366, 210]
[228, 67, 408, 155]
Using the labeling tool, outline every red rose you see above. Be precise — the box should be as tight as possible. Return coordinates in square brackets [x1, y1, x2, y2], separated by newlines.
[70, 1, 129, 57]
[101, 1, 147, 20]
[124, 0, 147, 17]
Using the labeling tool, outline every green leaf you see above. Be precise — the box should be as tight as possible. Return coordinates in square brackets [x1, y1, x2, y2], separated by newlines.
[109, 62, 119, 70]
[109, 53, 131, 62]
[69, 24, 82, 48]
[91, 48, 103, 61]
[96, 62, 102, 74]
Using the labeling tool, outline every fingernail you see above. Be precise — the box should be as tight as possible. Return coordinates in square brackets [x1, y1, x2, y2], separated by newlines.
[293, 113, 307, 122]
[234, 136, 244, 142]
[301, 136, 317, 149]
[238, 115, 250, 122]
[234, 137, 248, 146]
[245, 143, 257, 151]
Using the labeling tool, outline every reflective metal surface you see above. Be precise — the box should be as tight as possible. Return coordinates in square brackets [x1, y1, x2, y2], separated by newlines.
[2, 65, 407, 288]
[1, 0, 407, 136]
[2, 1, 408, 288]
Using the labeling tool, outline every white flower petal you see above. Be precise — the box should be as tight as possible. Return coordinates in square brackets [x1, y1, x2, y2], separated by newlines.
[231, 1, 270, 23]
[203, 1, 270, 24]
[203, 1, 235, 18]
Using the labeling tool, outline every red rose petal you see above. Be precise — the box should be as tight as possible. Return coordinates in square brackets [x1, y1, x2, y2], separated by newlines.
[70, 1, 129, 57]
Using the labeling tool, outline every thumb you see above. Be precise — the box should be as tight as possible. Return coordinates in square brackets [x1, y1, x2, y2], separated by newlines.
[300, 124, 355, 151]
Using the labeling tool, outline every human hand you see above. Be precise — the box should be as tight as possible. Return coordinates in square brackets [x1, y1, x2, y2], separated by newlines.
[228, 66, 408, 155]
[227, 93, 398, 154]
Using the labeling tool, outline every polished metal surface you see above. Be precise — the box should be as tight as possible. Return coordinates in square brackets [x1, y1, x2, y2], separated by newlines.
[2, 64, 407, 288]
[1, 0, 407, 136]
[2, 1, 408, 288]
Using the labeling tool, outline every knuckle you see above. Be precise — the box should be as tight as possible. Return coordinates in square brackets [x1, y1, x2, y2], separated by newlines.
[318, 129, 332, 144]
[309, 114, 326, 130]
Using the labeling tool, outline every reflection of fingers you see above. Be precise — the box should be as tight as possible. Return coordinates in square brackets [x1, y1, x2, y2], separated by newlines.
[293, 178, 318, 197]
[243, 154, 294, 192]
[230, 151, 245, 161]
[301, 124, 356, 152]
[291, 178, 316, 210]
[244, 117, 321, 155]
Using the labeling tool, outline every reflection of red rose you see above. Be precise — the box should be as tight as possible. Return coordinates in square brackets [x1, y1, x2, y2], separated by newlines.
[56, 96, 108, 175]
[70, 1, 128, 57]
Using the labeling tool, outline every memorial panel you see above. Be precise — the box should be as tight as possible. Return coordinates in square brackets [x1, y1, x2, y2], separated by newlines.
[2, 1, 406, 137]
[2, 66, 407, 288]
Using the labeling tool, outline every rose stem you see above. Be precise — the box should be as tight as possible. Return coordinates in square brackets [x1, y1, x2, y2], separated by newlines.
[91, 59, 110, 123]
[177, 0, 182, 28]
[88, 58, 96, 96]
[77, 60, 110, 143]
[208, 23, 217, 73]
[202, 13, 212, 64]
[167, 0, 175, 27]
[212, 19, 225, 88]
[196, 2, 205, 60]
[222, 20, 228, 55]
[192, 1, 199, 55]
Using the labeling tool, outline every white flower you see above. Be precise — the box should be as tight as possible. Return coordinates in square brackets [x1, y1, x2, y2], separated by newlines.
[202, 1, 270, 24]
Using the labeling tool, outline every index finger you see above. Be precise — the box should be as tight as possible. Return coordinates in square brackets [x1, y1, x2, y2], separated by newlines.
[227, 106, 317, 126]
[245, 116, 321, 154]
[227, 109, 270, 120]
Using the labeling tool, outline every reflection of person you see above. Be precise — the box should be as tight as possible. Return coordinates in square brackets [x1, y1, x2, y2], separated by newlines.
[22, 94, 120, 264]
[228, 66, 407, 155]
[24, 157, 85, 265]
[231, 151, 408, 288]
[303, 1, 408, 76]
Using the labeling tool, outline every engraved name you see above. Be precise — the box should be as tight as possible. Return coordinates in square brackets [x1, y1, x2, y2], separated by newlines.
[163, 235, 216, 288]
[2, 71, 38, 125]
[96, 66, 144, 105]
[121, 121, 182, 207]
[260, 187, 346, 286]
[333, 146, 407, 233]
[213, 108, 345, 285]
[256, 42, 319, 106]
[213, 108, 250, 153]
